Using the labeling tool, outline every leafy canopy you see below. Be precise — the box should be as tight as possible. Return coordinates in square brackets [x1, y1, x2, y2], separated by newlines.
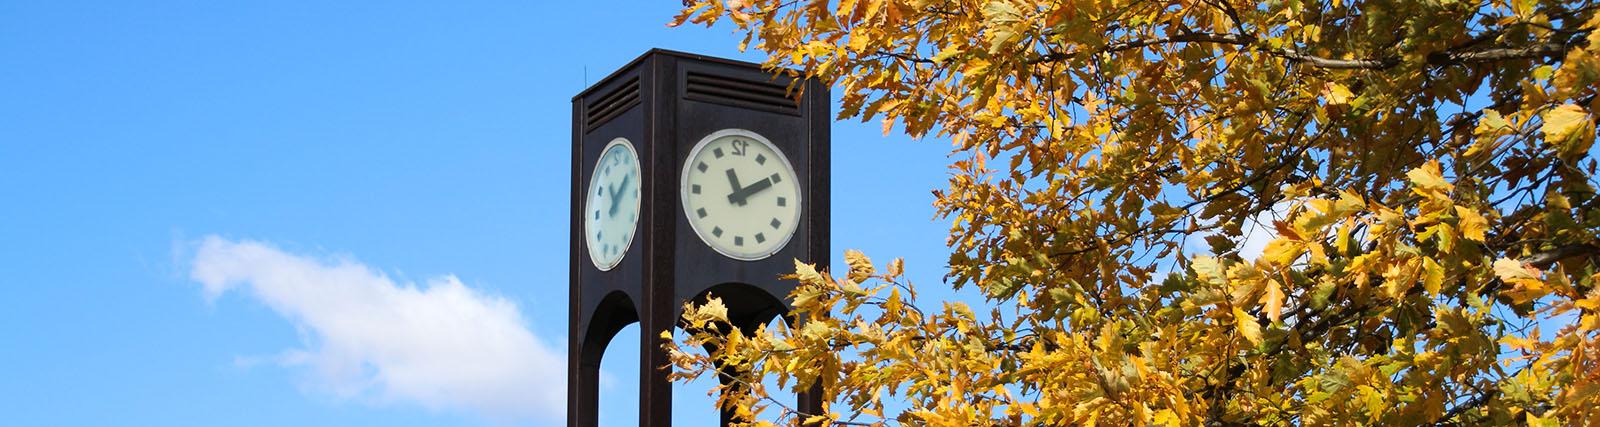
[666, 0, 1600, 425]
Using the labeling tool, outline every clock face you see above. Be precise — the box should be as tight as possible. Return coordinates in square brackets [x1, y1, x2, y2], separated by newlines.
[680, 129, 801, 261]
[585, 138, 642, 270]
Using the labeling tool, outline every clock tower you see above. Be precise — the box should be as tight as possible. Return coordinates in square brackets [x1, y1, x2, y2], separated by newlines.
[568, 49, 829, 426]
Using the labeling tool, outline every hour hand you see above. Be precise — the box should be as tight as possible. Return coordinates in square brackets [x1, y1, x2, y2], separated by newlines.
[607, 175, 629, 216]
[724, 168, 742, 194]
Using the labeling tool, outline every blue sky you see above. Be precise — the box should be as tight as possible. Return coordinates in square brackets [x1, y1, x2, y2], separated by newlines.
[0, 1, 964, 425]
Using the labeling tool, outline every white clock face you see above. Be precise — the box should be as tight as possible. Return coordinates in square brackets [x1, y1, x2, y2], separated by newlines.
[585, 138, 642, 270]
[680, 129, 801, 260]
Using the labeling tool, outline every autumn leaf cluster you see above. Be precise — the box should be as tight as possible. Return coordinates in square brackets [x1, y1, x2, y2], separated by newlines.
[666, 0, 1600, 425]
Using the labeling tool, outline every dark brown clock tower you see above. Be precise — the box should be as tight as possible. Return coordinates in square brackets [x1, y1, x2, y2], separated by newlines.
[568, 49, 829, 426]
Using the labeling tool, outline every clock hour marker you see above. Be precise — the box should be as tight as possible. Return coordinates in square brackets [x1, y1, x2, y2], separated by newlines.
[713, 147, 724, 158]
[696, 207, 707, 218]
[734, 236, 744, 246]
[776, 197, 787, 207]
[594, 211, 599, 220]
[755, 233, 765, 243]
[755, 154, 766, 165]
[770, 173, 781, 183]
[697, 162, 708, 173]
[691, 184, 701, 194]
[770, 218, 782, 229]
[712, 227, 723, 237]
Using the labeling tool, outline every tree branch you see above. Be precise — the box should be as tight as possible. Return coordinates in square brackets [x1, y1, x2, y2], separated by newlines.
[1028, 31, 1580, 70]
[1428, 42, 1573, 66]
[1273, 49, 1400, 69]
[1521, 243, 1600, 269]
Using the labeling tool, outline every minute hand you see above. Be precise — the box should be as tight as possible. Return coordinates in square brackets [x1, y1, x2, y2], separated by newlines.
[727, 177, 773, 206]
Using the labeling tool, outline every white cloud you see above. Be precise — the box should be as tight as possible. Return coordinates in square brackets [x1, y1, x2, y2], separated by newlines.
[1181, 200, 1292, 262]
[1236, 202, 1290, 261]
[189, 236, 564, 423]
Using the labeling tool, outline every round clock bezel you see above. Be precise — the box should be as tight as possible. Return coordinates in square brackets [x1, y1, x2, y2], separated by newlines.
[585, 137, 642, 271]
[679, 128, 803, 261]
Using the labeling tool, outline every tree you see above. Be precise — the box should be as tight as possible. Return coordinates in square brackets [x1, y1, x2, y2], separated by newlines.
[664, 0, 1600, 425]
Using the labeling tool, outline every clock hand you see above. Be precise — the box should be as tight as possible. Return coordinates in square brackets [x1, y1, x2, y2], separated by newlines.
[603, 183, 617, 215]
[608, 174, 630, 216]
[724, 168, 742, 195]
[606, 185, 619, 216]
[726, 177, 773, 206]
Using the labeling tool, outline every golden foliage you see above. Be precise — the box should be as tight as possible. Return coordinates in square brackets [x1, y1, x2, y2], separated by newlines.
[666, 0, 1600, 425]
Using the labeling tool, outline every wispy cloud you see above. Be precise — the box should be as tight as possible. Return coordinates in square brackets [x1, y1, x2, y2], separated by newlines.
[189, 236, 563, 422]
[1181, 200, 1293, 262]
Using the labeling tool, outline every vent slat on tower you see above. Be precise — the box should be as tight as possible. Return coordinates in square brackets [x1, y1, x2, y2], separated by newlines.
[584, 78, 640, 132]
[684, 72, 800, 116]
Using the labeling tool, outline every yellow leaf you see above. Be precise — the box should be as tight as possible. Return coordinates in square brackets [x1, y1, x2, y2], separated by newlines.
[1405, 160, 1452, 196]
[837, 0, 862, 24]
[846, 33, 871, 52]
[932, 47, 963, 63]
[981, 1, 1024, 52]
[1493, 258, 1540, 282]
[1510, 0, 1534, 17]
[1434, 222, 1457, 253]
[794, 259, 827, 285]
[698, 297, 729, 324]
[1566, 383, 1600, 405]
[886, 257, 904, 277]
[1495, 258, 1548, 303]
[845, 249, 874, 283]
[884, 287, 903, 316]
[1235, 307, 1263, 345]
[1229, 273, 1266, 307]
[1192, 256, 1227, 285]
[1542, 103, 1595, 160]
[1476, 110, 1509, 134]
[1017, 402, 1039, 417]
[791, 286, 823, 310]
[1262, 279, 1285, 323]
[1455, 206, 1488, 242]
[766, 333, 794, 351]
[1500, 334, 1538, 351]
[1324, 82, 1353, 105]
[1527, 412, 1560, 427]
[1580, 290, 1600, 311]
[1422, 257, 1444, 296]
[800, 320, 831, 340]
[1262, 237, 1305, 267]
[840, 277, 867, 295]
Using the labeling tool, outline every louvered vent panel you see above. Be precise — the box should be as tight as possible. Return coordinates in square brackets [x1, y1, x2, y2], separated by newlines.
[584, 78, 640, 132]
[684, 72, 800, 116]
